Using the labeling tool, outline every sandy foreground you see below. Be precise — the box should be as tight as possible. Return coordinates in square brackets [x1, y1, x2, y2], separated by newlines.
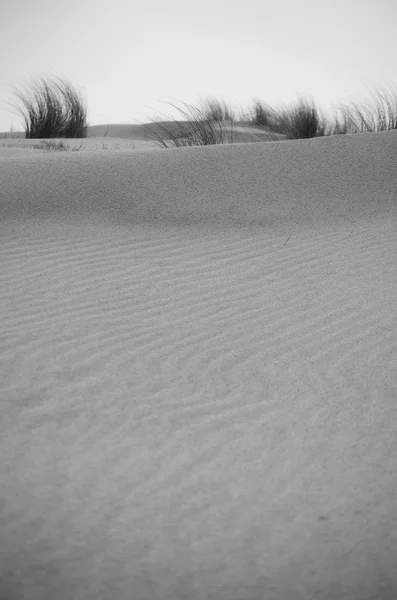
[1, 130, 397, 600]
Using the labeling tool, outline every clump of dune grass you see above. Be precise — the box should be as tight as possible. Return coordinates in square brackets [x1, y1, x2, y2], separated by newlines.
[200, 97, 236, 122]
[248, 97, 337, 139]
[251, 100, 271, 128]
[142, 98, 240, 148]
[145, 85, 397, 147]
[242, 100, 287, 141]
[7, 75, 88, 139]
[336, 84, 397, 133]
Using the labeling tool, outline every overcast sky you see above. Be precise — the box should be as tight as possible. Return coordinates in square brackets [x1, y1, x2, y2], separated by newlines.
[1, 0, 396, 131]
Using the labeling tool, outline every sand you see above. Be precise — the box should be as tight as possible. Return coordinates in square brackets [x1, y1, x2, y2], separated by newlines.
[1, 129, 396, 600]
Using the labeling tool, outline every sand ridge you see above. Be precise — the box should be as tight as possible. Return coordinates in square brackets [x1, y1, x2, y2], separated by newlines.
[2, 129, 396, 232]
[0, 130, 397, 599]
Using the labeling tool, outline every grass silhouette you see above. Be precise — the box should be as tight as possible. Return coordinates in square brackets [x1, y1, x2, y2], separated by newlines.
[2, 76, 397, 149]
[248, 96, 333, 138]
[6, 75, 88, 139]
[337, 84, 397, 133]
[142, 85, 397, 147]
[141, 98, 241, 148]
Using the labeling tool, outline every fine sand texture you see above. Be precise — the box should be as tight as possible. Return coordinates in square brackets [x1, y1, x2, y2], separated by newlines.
[1, 130, 397, 600]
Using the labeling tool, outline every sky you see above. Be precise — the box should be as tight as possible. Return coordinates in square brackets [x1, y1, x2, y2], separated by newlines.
[1, 0, 397, 132]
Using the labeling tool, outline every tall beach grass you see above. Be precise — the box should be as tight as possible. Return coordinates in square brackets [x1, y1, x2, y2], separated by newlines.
[2, 75, 397, 149]
[142, 85, 397, 148]
[141, 98, 241, 148]
[6, 75, 88, 139]
[336, 84, 397, 133]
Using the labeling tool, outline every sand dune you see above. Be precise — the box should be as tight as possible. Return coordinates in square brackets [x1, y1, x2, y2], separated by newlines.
[0, 136, 159, 154]
[0, 122, 283, 154]
[1, 130, 397, 600]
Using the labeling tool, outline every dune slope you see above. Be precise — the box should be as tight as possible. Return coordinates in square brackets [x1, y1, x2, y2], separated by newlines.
[1, 131, 397, 600]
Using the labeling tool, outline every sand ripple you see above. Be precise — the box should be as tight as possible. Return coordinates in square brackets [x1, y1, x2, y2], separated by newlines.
[1, 131, 397, 599]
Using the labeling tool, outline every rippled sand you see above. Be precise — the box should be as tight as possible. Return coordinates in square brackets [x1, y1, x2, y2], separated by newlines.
[1, 129, 396, 600]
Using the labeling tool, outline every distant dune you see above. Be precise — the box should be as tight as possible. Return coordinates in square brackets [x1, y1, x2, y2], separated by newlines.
[1, 130, 396, 600]
[0, 122, 162, 139]
[0, 120, 285, 145]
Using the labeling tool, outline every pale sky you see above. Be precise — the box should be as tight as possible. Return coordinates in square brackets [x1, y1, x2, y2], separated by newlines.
[1, 0, 396, 132]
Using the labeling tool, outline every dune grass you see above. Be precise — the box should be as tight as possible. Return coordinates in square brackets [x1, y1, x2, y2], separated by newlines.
[6, 75, 88, 139]
[142, 96, 338, 147]
[142, 98, 241, 148]
[201, 97, 237, 122]
[3, 75, 397, 148]
[336, 84, 397, 133]
[139, 95, 369, 148]
[248, 96, 337, 138]
[143, 85, 397, 147]
[142, 96, 331, 147]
